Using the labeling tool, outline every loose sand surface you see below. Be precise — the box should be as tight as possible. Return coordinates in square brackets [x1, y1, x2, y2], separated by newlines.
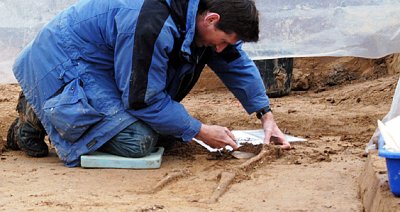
[0, 56, 398, 211]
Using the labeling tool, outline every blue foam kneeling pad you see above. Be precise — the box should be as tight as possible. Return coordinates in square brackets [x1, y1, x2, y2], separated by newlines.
[80, 147, 164, 169]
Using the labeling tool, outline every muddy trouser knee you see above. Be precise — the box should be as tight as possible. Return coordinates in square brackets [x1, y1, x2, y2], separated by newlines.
[100, 121, 158, 157]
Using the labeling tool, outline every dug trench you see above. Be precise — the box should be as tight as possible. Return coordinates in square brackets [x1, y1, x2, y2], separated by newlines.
[0, 55, 400, 211]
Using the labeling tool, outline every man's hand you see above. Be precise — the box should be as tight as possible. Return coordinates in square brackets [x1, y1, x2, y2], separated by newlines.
[195, 124, 238, 150]
[261, 112, 291, 149]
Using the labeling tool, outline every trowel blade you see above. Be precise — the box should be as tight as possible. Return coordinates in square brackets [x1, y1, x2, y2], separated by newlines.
[231, 151, 256, 159]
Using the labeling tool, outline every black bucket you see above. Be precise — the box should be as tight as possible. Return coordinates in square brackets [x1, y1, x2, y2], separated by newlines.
[254, 58, 294, 98]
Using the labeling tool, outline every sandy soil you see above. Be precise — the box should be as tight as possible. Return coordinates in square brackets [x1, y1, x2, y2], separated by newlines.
[0, 56, 398, 211]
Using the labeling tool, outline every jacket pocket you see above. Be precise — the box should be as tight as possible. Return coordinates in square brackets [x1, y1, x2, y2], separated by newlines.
[43, 79, 104, 142]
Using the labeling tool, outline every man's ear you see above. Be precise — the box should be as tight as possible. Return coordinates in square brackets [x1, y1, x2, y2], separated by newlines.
[204, 12, 220, 25]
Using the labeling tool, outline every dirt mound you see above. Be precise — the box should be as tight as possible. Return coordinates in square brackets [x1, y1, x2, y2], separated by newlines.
[292, 56, 390, 91]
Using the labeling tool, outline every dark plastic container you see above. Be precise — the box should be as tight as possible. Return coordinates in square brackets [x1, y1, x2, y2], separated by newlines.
[254, 58, 294, 98]
[378, 136, 400, 197]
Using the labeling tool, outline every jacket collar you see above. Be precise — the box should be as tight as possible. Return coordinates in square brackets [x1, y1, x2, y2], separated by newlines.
[181, 0, 199, 57]
[166, 0, 200, 59]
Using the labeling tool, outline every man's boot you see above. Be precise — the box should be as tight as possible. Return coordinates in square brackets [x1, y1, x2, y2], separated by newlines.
[6, 92, 48, 157]
[17, 121, 48, 157]
[6, 117, 21, 150]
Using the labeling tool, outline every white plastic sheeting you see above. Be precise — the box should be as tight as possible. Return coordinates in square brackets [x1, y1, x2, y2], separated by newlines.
[0, 0, 75, 83]
[247, 0, 400, 60]
[1, 0, 400, 83]
[368, 77, 400, 152]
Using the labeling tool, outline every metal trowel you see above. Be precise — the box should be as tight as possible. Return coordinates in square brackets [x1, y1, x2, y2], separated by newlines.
[231, 151, 256, 159]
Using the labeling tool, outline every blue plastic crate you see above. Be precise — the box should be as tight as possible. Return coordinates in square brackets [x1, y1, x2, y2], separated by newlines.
[378, 136, 400, 197]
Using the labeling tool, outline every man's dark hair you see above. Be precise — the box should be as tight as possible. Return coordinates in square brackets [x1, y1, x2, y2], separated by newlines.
[198, 0, 259, 42]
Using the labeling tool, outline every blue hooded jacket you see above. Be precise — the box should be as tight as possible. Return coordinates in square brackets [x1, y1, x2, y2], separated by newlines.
[13, 0, 270, 167]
